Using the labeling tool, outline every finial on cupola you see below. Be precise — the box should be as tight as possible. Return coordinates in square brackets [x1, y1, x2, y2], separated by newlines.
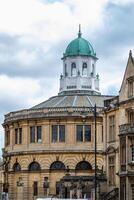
[129, 49, 132, 57]
[78, 24, 82, 38]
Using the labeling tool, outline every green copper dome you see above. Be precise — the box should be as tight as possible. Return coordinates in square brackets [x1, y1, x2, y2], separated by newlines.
[63, 27, 97, 59]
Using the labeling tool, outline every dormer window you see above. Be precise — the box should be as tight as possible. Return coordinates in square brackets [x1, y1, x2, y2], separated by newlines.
[71, 63, 76, 76]
[82, 63, 87, 76]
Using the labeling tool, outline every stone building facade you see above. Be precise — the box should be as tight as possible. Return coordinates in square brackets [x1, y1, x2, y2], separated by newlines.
[104, 51, 134, 200]
[2, 27, 134, 200]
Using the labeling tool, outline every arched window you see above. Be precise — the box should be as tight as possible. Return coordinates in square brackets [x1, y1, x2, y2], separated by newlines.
[75, 161, 92, 170]
[92, 63, 94, 74]
[13, 163, 21, 172]
[71, 63, 76, 76]
[50, 161, 65, 170]
[28, 162, 41, 171]
[82, 63, 87, 76]
[65, 64, 67, 76]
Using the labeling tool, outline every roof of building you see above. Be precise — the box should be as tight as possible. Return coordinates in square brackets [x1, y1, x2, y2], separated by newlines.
[63, 26, 96, 59]
[4, 93, 114, 123]
[31, 94, 113, 109]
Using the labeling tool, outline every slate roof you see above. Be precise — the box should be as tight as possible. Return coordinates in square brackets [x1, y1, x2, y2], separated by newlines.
[31, 94, 113, 109]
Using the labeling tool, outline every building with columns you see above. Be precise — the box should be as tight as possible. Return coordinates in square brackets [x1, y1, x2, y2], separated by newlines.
[2, 27, 134, 200]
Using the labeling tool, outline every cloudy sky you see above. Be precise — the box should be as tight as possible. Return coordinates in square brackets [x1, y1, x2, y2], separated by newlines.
[0, 0, 134, 153]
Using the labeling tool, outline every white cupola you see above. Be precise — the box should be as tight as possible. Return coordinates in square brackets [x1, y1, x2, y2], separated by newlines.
[59, 26, 100, 95]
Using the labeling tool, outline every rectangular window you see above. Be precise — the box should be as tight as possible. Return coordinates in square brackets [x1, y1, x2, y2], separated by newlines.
[59, 125, 65, 142]
[77, 125, 83, 141]
[109, 156, 115, 185]
[85, 125, 91, 142]
[131, 144, 134, 162]
[15, 128, 22, 144]
[37, 126, 42, 143]
[30, 126, 35, 143]
[19, 128, 22, 144]
[52, 125, 58, 143]
[128, 111, 134, 124]
[15, 128, 18, 144]
[30, 126, 42, 143]
[76, 125, 91, 142]
[52, 125, 65, 143]
[120, 139, 126, 171]
[33, 181, 38, 196]
[102, 125, 103, 142]
[131, 184, 134, 200]
[6, 130, 10, 146]
[128, 80, 133, 98]
[120, 178, 126, 200]
[109, 115, 115, 142]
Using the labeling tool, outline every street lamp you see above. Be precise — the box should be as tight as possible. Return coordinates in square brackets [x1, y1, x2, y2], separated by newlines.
[94, 104, 97, 200]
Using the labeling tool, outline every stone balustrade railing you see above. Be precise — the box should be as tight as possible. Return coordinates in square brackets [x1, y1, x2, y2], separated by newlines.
[119, 123, 134, 135]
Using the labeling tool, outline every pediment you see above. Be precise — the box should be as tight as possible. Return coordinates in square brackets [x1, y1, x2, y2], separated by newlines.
[119, 51, 134, 102]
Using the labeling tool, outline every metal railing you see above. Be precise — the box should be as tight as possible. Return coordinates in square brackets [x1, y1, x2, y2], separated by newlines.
[101, 188, 119, 200]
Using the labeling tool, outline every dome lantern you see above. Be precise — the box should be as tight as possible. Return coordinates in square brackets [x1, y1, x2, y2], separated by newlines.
[60, 27, 100, 95]
[62, 26, 97, 59]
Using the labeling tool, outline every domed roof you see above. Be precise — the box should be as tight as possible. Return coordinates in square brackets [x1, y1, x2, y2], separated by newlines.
[63, 26, 96, 58]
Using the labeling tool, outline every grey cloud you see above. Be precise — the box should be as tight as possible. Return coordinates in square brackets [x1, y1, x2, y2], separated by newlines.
[92, 3, 134, 57]
[84, 2, 134, 95]
[0, 33, 65, 78]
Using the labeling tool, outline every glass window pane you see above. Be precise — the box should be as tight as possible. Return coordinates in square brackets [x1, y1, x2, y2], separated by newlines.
[59, 125, 65, 142]
[29, 162, 41, 171]
[132, 145, 134, 162]
[52, 125, 58, 143]
[82, 63, 87, 76]
[77, 125, 83, 142]
[19, 128, 22, 144]
[85, 125, 91, 142]
[33, 181, 38, 196]
[13, 163, 21, 172]
[30, 126, 35, 143]
[15, 129, 18, 144]
[37, 126, 42, 143]
[109, 115, 115, 142]
[71, 63, 76, 76]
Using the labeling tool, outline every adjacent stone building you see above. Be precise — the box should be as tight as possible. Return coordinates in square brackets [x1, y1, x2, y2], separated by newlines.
[104, 50, 134, 200]
[2, 27, 134, 200]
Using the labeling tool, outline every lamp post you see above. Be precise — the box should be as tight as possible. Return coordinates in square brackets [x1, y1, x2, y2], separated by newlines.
[94, 104, 97, 200]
